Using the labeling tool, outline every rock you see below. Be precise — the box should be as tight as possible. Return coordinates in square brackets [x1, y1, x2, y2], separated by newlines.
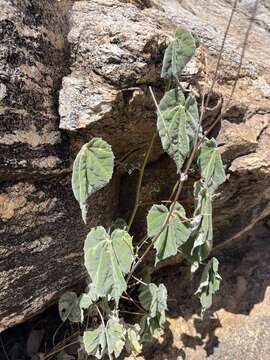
[129, 224, 270, 360]
[60, 0, 270, 246]
[0, 0, 119, 332]
[1, 0, 270, 335]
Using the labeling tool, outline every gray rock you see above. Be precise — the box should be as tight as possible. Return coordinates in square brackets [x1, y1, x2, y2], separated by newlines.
[1, 0, 270, 336]
[0, 0, 119, 331]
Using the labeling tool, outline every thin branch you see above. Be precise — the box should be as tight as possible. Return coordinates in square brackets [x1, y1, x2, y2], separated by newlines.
[44, 340, 80, 360]
[127, 132, 157, 231]
[126, 0, 259, 286]
[95, 305, 105, 328]
[203, 0, 239, 113]
[123, 292, 146, 313]
[132, 275, 147, 286]
[204, 0, 259, 137]
[225, 0, 259, 109]
[127, 174, 184, 283]
[119, 310, 145, 316]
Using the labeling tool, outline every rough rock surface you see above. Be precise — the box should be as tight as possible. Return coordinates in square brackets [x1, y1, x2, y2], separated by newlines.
[59, 0, 270, 245]
[1, 0, 270, 343]
[0, 0, 119, 331]
[127, 224, 270, 360]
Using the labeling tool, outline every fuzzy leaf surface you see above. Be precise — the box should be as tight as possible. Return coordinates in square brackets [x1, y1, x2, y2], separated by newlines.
[84, 226, 133, 303]
[83, 325, 106, 359]
[139, 283, 167, 341]
[125, 324, 142, 354]
[198, 138, 226, 193]
[140, 315, 164, 341]
[79, 283, 99, 310]
[83, 317, 125, 360]
[58, 292, 83, 323]
[147, 202, 191, 264]
[195, 257, 222, 312]
[106, 317, 126, 359]
[72, 138, 114, 223]
[139, 283, 167, 318]
[180, 182, 213, 272]
[161, 28, 199, 78]
[157, 88, 199, 171]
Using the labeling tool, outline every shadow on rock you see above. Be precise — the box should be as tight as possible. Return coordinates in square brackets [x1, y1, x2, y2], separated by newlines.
[147, 222, 270, 359]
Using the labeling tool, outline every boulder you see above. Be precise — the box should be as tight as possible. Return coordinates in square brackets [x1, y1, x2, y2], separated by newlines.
[1, 0, 270, 337]
[0, 0, 119, 331]
[126, 224, 270, 360]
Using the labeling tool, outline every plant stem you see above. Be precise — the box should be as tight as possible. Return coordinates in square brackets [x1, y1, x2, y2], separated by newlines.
[123, 292, 146, 313]
[96, 305, 105, 328]
[44, 340, 80, 360]
[169, 179, 180, 200]
[127, 0, 258, 284]
[127, 174, 185, 284]
[203, 0, 259, 138]
[127, 132, 157, 231]
[203, 0, 239, 113]
[131, 275, 147, 286]
[127, 77, 211, 283]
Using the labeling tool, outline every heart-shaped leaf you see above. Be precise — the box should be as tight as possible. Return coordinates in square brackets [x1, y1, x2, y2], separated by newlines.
[58, 292, 83, 323]
[157, 88, 199, 171]
[198, 138, 226, 193]
[147, 202, 191, 264]
[106, 317, 126, 359]
[161, 28, 199, 78]
[83, 325, 106, 359]
[72, 138, 114, 223]
[84, 226, 133, 303]
[83, 316, 126, 360]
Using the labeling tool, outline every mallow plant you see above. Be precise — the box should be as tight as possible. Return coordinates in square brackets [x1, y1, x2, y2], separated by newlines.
[59, 27, 224, 359]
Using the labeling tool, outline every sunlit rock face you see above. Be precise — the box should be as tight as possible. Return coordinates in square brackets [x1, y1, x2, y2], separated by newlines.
[1, 0, 270, 343]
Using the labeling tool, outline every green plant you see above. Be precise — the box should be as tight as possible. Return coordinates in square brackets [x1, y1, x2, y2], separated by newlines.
[59, 27, 225, 359]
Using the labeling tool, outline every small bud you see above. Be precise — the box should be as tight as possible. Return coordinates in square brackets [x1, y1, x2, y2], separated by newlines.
[180, 173, 188, 182]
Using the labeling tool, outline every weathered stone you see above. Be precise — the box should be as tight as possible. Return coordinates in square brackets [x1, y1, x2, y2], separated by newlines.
[1, 0, 270, 340]
[0, 0, 119, 332]
[0, 175, 119, 332]
[125, 224, 270, 360]
[60, 0, 270, 246]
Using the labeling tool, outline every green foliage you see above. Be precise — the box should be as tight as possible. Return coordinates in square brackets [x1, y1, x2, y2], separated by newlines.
[83, 316, 125, 359]
[181, 182, 213, 272]
[59, 26, 227, 359]
[195, 257, 222, 313]
[72, 138, 114, 223]
[198, 138, 226, 193]
[147, 202, 191, 264]
[125, 324, 142, 354]
[79, 283, 99, 310]
[106, 317, 126, 358]
[139, 283, 167, 318]
[58, 292, 83, 323]
[83, 325, 106, 359]
[139, 283, 167, 340]
[157, 88, 199, 171]
[84, 226, 134, 304]
[161, 28, 199, 78]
